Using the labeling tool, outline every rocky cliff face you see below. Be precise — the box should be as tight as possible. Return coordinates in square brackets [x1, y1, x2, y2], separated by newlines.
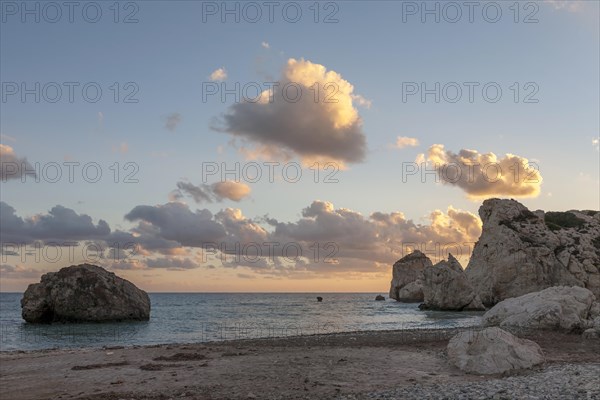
[389, 250, 431, 302]
[21, 264, 150, 323]
[420, 254, 485, 311]
[466, 199, 600, 306]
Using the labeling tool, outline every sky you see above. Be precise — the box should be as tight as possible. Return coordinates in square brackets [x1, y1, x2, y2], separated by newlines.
[1, 0, 599, 292]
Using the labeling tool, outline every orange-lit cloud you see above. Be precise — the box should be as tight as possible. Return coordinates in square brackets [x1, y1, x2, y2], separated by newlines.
[0, 144, 36, 181]
[217, 58, 368, 166]
[426, 144, 543, 199]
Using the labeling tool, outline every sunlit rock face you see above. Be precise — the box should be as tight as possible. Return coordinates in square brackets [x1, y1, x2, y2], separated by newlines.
[466, 198, 600, 306]
[389, 250, 432, 302]
[482, 286, 596, 331]
[21, 264, 150, 323]
[420, 254, 485, 311]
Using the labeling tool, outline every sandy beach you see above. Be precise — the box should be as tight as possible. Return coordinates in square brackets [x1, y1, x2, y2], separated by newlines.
[1, 328, 599, 400]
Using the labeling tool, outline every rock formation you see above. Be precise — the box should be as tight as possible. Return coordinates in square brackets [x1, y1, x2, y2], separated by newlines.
[466, 199, 600, 306]
[447, 327, 545, 374]
[389, 250, 431, 302]
[420, 254, 485, 311]
[482, 286, 596, 331]
[21, 264, 150, 323]
[375, 295, 385, 301]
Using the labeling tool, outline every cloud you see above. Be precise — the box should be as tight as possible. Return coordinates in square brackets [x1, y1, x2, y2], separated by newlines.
[217, 58, 368, 166]
[0, 201, 110, 244]
[112, 142, 128, 154]
[0, 264, 45, 280]
[0, 133, 16, 142]
[0, 144, 37, 181]
[261, 41, 270, 49]
[124, 202, 226, 247]
[209, 67, 227, 82]
[544, 0, 585, 12]
[393, 136, 419, 149]
[212, 181, 251, 201]
[425, 144, 543, 199]
[2, 200, 481, 277]
[268, 200, 481, 267]
[351, 94, 372, 109]
[171, 181, 251, 203]
[165, 113, 182, 131]
[145, 257, 201, 270]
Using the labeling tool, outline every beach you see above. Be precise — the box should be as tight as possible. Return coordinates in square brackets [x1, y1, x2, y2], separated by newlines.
[1, 328, 599, 400]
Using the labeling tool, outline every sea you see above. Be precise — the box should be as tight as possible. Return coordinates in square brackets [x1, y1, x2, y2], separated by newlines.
[0, 293, 483, 352]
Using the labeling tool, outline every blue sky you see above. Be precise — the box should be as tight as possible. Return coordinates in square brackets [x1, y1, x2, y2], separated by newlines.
[1, 1, 599, 291]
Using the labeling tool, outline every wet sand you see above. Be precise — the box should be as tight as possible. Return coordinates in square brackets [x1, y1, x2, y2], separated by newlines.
[1, 328, 599, 400]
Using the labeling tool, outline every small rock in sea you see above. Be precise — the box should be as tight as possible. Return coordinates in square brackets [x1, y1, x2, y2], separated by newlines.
[317, 296, 323, 302]
[375, 295, 385, 301]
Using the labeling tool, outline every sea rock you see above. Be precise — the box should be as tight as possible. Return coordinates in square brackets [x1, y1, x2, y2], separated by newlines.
[465, 199, 600, 306]
[420, 254, 485, 311]
[317, 296, 323, 302]
[447, 327, 545, 375]
[482, 286, 596, 331]
[375, 295, 385, 301]
[389, 250, 432, 302]
[396, 280, 424, 302]
[21, 264, 150, 323]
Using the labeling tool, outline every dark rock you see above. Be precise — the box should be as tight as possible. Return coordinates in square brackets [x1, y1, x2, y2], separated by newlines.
[375, 295, 385, 301]
[316, 296, 323, 302]
[21, 264, 150, 323]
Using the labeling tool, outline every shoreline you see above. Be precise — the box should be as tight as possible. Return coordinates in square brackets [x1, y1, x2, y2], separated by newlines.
[1, 327, 599, 399]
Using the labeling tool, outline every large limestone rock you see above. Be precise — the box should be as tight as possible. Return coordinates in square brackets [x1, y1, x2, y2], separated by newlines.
[482, 286, 596, 331]
[21, 264, 150, 323]
[447, 327, 545, 374]
[420, 255, 485, 311]
[466, 199, 600, 306]
[389, 250, 432, 302]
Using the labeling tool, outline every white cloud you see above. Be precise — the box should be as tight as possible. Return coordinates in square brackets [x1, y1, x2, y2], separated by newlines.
[0, 133, 16, 142]
[209, 67, 227, 82]
[544, 0, 585, 12]
[0, 144, 37, 181]
[394, 136, 420, 149]
[217, 58, 367, 166]
[261, 41, 270, 49]
[351, 94, 372, 109]
[426, 144, 543, 199]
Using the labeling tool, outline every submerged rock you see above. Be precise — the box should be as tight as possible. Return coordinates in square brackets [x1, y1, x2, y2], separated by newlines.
[21, 264, 150, 323]
[466, 199, 599, 306]
[447, 327, 545, 375]
[420, 254, 485, 311]
[389, 250, 432, 302]
[482, 286, 596, 331]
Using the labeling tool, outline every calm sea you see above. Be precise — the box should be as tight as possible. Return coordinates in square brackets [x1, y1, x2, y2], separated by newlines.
[0, 293, 482, 352]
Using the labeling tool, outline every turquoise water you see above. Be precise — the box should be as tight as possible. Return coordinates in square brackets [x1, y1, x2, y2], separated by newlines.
[0, 293, 482, 351]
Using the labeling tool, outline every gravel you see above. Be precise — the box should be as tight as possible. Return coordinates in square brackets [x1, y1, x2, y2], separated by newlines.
[339, 363, 600, 400]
